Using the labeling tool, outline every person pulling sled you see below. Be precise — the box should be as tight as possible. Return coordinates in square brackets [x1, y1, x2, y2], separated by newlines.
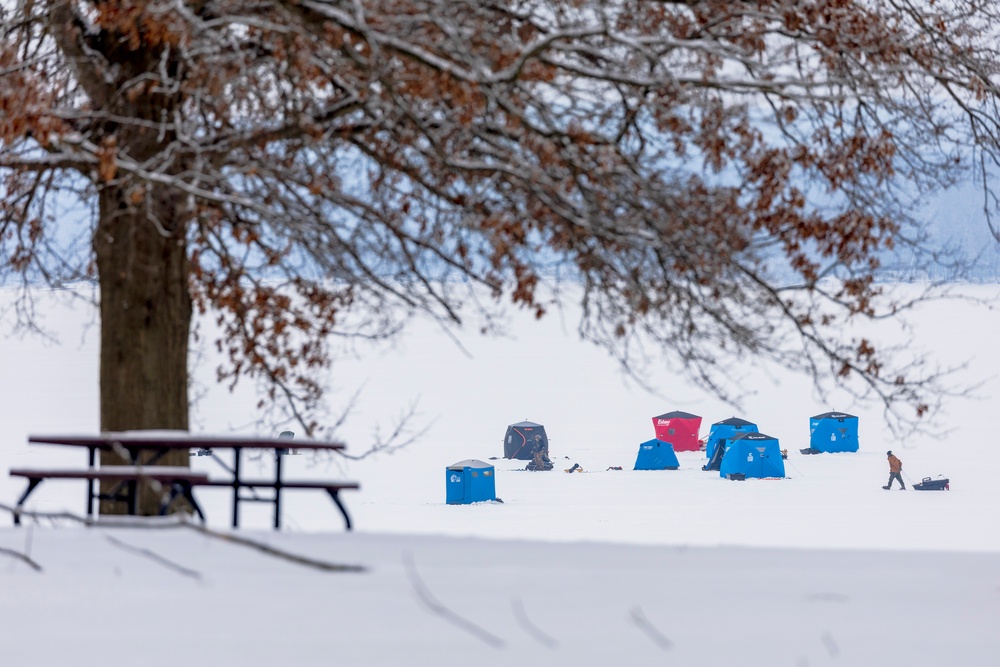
[883, 450, 905, 490]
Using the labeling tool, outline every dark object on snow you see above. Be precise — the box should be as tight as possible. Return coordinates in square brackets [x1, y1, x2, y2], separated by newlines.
[727, 473, 746, 481]
[799, 448, 821, 455]
[504, 420, 549, 460]
[607, 466, 623, 471]
[913, 476, 950, 491]
[276, 429, 295, 456]
[525, 449, 553, 471]
[701, 434, 736, 470]
[703, 436, 726, 470]
[565, 463, 583, 473]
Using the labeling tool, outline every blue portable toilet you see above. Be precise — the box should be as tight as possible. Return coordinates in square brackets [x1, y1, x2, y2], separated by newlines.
[719, 432, 785, 479]
[705, 417, 758, 460]
[446, 459, 497, 504]
[633, 439, 680, 470]
[808, 411, 859, 453]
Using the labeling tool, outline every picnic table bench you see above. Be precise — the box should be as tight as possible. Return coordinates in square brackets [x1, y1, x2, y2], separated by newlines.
[8, 432, 360, 530]
[9, 466, 209, 525]
[187, 479, 360, 529]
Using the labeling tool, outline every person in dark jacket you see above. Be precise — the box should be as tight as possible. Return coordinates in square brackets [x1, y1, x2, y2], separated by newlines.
[883, 450, 905, 490]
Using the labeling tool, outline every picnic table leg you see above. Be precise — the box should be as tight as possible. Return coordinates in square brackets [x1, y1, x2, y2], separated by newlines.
[86, 447, 96, 518]
[182, 483, 207, 523]
[232, 447, 241, 528]
[325, 489, 353, 531]
[12, 478, 42, 526]
[160, 482, 206, 523]
[127, 480, 139, 515]
[274, 450, 283, 529]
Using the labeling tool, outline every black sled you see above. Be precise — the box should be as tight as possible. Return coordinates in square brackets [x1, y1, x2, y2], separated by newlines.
[912, 476, 950, 491]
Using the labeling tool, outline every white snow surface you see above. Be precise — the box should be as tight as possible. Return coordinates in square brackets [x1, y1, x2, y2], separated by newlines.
[2, 284, 999, 666]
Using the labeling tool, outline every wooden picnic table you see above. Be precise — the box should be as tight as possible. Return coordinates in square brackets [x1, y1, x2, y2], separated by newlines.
[19, 432, 358, 529]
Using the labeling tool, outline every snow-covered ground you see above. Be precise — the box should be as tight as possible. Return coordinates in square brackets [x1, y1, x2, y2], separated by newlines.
[1, 284, 999, 666]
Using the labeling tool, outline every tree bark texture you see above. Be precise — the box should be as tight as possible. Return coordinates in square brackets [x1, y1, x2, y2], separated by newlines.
[95, 182, 191, 515]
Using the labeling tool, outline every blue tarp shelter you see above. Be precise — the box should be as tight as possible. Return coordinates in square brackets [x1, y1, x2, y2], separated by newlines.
[705, 417, 758, 460]
[446, 459, 496, 504]
[809, 412, 859, 453]
[633, 439, 680, 470]
[719, 432, 785, 479]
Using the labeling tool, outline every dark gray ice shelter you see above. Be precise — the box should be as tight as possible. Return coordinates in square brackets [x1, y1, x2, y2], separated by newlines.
[504, 421, 548, 460]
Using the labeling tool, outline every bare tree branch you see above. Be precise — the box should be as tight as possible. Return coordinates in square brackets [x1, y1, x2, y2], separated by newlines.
[512, 595, 558, 648]
[0, 545, 43, 572]
[104, 533, 203, 581]
[403, 551, 506, 649]
[629, 605, 674, 652]
[0, 503, 365, 573]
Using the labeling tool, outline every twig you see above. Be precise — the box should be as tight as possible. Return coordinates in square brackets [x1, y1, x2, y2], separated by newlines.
[512, 596, 558, 648]
[0, 503, 365, 573]
[403, 552, 506, 649]
[104, 534, 203, 581]
[23, 523, 36, 567]
[0, 545, 43, 572]
[0, 503, 183, 528]
[629, 606, 673, 651]
[187, 524, 365, 573]
[821, 631, 841, 658]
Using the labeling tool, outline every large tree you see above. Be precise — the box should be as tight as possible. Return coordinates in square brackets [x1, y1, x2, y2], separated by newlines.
[3, 1, 1000, 512]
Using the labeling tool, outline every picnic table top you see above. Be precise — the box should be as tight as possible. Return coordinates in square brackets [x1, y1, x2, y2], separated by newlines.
[28, 431, 346, 451]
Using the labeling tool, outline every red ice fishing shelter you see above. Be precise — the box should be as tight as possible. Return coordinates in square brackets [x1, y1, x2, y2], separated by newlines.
[651, 411, 703, 452]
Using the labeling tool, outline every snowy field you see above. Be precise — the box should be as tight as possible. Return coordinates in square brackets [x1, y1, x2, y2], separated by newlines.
[1, 283, 999, 666]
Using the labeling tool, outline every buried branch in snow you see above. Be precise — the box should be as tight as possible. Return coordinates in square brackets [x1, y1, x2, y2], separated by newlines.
[0, 503, 365, 574]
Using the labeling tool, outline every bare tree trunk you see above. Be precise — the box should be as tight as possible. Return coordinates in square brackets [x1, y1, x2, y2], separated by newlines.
[95, 182, 191, 515]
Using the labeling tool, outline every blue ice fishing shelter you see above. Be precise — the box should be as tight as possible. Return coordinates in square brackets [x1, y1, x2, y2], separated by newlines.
[633, 439, 680, 470]
[719, 432, 785, 479]
[809, 411, 859, 453]
[705, 417, 758, 460]
[446, 459, 496, 504]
